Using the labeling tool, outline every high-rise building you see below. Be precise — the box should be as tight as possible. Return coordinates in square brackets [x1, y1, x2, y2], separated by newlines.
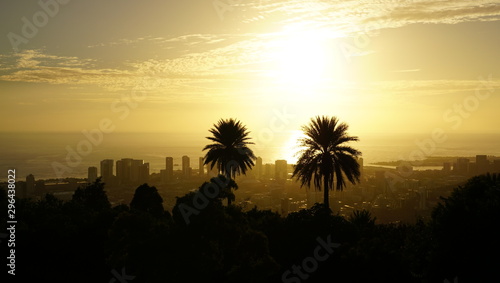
[116, 158, 133, 184]
[131, 159, 144, 182]
[26, 174, 35, 196]
[88, 167, 98, 183]
[199, 157, 205, 176]
[182, 155, 190, 178]
[455, 158, 470, 176]
[476, 155, 489, 175]
[165, 157, 174, 181]
[138, 162, 149, 183]
[264, 163, 273, 179]
[275, 160, 288, 181]
[100, 159, 114, 180]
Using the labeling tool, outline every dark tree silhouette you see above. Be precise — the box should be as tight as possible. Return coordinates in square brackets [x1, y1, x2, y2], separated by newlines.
[349, 209, 376, 227]
[209, 175, 238, 205]
[130, 183, 164, 217]
[203, 118, 256, 205]
[428, 173, 500, 281]
[72, 177, 110, 211]
[292, 116, 361, 210]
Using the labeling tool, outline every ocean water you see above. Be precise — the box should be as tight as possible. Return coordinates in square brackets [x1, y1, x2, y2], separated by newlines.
[0, 132, 499, 181]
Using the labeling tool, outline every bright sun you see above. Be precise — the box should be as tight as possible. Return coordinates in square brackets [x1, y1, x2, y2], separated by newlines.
[267, 25, 342, 89]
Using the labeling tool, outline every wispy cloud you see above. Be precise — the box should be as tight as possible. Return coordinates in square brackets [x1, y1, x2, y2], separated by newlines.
[244, 0, 500, 33]
[371, 78, 500, 96]
[1, 1, 499, 98]
[370, 1, 500, 26]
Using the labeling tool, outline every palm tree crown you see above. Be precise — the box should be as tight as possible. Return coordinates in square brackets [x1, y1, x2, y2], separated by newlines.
[292, 116, 361, 210]
[203, 118, 256, 180]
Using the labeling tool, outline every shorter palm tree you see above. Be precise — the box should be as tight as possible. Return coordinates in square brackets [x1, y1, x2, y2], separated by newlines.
[203, 118, 256, 205]
[293, 116, 361, 211]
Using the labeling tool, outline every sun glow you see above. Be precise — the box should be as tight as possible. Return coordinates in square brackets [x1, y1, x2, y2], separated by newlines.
[266, 25, 343, 90]
[280, 130, 307, 164]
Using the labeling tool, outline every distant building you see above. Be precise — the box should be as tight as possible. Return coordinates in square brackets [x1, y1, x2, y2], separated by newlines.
[100, 159, 114, 180]
[116, 158, 133, 184]
[469, 162, 477, 175]
[494, 160, 500, 173]
[275, 160, 288, 181]
[131, 159, 151, 183]
[165, 157, 174, 181]
[182, 155, 190, 178]
[114, 158, 149, 184]
[476, 155, 489, 175]
[263, 163, 273, 179]
[116, 160, 124, 183]
[138, 162, 149, 183]
[88, 167, 98, 183]
[455, 158, 470, 176]
[199, 157, 205, 176]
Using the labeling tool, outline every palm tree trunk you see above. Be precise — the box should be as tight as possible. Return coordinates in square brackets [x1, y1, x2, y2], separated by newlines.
[226, 172, 232, 206]
[324, 176, 329, 210]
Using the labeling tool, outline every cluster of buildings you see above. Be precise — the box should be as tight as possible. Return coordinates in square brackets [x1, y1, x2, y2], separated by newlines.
[448, 155, 500, 176]
[85, 156, 296, 185]
[91, 158, 150, 185]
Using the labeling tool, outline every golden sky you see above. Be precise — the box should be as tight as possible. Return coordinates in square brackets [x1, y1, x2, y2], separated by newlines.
[1, 0, 499, 143]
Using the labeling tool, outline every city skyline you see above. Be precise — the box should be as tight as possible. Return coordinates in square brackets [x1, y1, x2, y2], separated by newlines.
[16, 153, 500, 182]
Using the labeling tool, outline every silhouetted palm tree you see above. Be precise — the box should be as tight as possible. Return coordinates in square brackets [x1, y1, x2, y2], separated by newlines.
[203, 118, 256, 205]
[293, 116, 361, 211]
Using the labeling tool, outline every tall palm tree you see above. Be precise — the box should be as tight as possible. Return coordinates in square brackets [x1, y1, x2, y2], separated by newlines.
[292, 116, 361, 211]
[203, 118, 256, 205]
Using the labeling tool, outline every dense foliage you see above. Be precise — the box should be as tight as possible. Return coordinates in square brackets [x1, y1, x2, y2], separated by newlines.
[3, 174, 499, 282]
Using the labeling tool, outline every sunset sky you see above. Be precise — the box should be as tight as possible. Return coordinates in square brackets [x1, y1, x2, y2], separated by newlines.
[1, 1, 499, 152]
